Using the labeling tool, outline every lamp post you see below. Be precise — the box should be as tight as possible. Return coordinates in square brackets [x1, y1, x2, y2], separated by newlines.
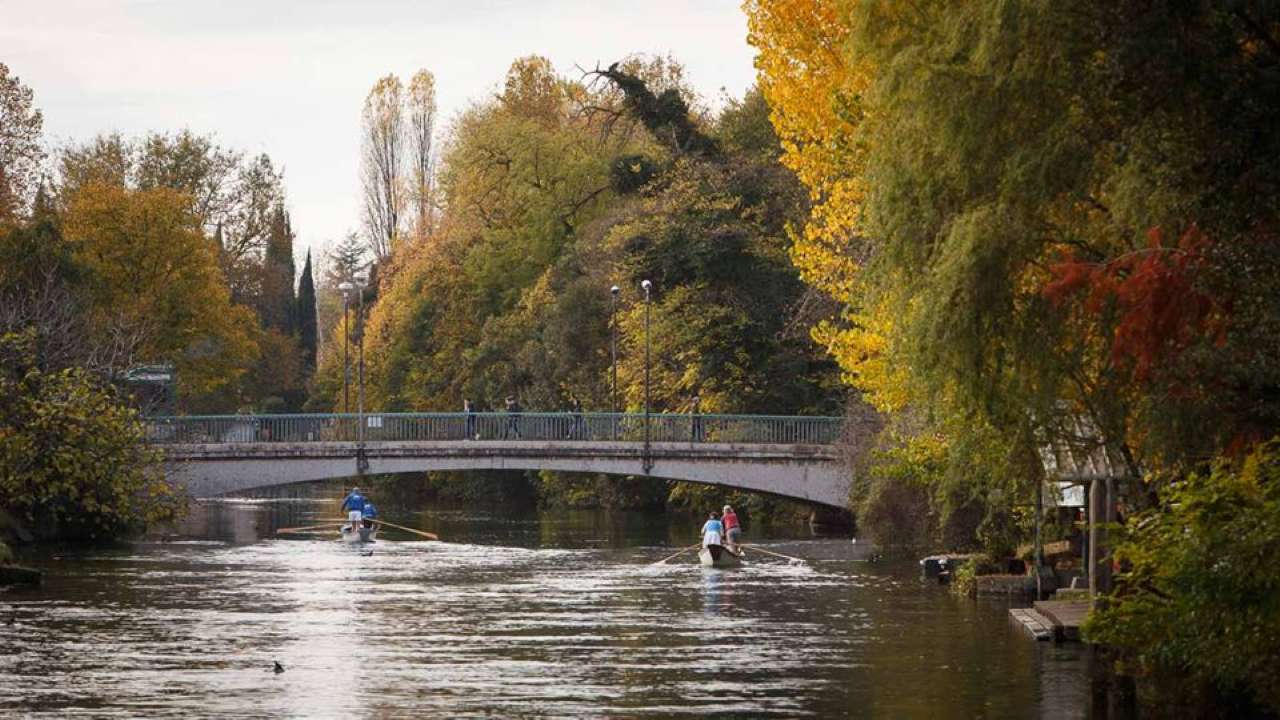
[355, 280, 366, 451]
[339, 281, 353, 414]
[610, 285, 620, 414]
[641, 279, 652, 474]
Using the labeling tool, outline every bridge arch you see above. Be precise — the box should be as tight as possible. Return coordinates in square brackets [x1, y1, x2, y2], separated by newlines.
[151, 413, 851, 509]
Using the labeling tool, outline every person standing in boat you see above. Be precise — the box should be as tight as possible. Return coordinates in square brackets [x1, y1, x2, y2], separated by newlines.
[361, 499, 378, 529]
[341, 487, 366, 529]
[701, 511, 724, 548]
[721, 504, 741, 551]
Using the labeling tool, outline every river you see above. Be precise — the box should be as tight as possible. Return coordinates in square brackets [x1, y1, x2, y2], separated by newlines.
[1, 479, 1122, 718]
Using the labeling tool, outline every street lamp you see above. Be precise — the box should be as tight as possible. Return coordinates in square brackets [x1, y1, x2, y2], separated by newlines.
[338, 281, 354, 414]
[339, 278, 366, 451]
[610, 285, 620, 415]
[641, 279, 652, 474]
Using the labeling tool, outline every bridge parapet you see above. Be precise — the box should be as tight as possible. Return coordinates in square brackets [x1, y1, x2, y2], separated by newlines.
[144, 412, 844, 446]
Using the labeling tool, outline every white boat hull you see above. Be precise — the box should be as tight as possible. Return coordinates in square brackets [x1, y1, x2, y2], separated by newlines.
[699, 544, 743, 568]
[340, 524, 377, 543]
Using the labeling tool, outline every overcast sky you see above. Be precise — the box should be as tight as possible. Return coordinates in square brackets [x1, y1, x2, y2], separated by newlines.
[3, 0, 760, 262]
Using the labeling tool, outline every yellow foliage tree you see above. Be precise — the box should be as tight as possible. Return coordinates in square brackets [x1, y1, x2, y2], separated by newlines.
[63, 181, 258, 402]
[744, 0, 909, 412]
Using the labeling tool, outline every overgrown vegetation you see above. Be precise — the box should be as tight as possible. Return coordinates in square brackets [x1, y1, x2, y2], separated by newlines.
[748, 0, 1280, 707]
[1085, 441, 1280, 714]
[0, 331, 184, 537]
[308, 57, 842, 510]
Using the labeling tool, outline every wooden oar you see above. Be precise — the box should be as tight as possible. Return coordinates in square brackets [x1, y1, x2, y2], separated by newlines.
[369, 519, 439, 541]
[277, 523, 345, 534]
[742, 544, 806, 564]
[653, 543, 701, 565]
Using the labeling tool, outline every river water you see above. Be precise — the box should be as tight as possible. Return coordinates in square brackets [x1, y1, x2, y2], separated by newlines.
[1, 480, 1119, 719]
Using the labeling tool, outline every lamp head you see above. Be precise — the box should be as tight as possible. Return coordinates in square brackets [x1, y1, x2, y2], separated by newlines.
[640, 279, 652, 294]
[610, 285, 620, 296]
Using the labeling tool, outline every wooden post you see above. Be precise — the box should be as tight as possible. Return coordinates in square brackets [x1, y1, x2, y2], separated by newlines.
[1088, 476, 1112, 602]
[1035, 475, 1044, 599]
[1100, 477, 1114, 594]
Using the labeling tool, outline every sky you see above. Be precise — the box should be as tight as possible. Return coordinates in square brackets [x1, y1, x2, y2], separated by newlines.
[2, 0, 761, 262]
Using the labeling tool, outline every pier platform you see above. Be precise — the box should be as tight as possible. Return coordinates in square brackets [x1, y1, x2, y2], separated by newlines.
[1009, 600, 1089, 642]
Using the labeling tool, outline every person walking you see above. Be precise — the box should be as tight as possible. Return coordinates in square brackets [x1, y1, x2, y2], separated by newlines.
[464, 398, 477, 440]
[504, 396, 522, 439]
[721, 504, 741, 551]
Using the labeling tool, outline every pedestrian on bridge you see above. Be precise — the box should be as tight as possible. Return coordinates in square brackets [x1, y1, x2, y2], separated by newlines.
[567, 396, 585, 440]
[503, 396, 522, 439]
[464, 398, 477, 440]
[689, 394, 704, 442]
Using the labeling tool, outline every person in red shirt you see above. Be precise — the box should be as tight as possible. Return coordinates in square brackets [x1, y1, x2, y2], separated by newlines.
[721, 504, 741, 551]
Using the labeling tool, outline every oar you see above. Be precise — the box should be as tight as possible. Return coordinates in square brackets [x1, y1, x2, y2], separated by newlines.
[742, 544, 806, 564]
[277, 523, 345, 534]
[653, 543, 701, 565]
[369, 519, 439, 541]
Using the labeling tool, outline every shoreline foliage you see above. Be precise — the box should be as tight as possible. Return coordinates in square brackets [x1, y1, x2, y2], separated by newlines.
[0, 331, 184, 538]
[748, 0, 1280, 706]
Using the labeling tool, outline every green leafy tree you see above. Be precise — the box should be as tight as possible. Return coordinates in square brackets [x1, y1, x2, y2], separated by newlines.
[259, 204, 296, 333]
[63, 181, 259, 404]
[0, 331, 183, 537]
[0, 62, 45, 224]
[296, 249, 318, 374]
[1086, 439, 1280, 714]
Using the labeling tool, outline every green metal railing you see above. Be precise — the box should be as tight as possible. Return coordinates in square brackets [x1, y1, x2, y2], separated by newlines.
[143, 412, 844, 446]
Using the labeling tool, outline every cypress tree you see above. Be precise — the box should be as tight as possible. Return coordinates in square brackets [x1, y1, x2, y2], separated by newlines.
[261, 205, 296, 333]
[296, 249, 317, 373]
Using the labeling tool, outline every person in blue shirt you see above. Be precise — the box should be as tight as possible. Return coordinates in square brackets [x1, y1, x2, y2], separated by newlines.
[361, 500, 378, 529]
[701, 511, 724, 547]
[341, 487, 366, 528]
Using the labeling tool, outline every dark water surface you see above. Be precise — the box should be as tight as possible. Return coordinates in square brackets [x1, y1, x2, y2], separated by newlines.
[2, 481, 1114, 718]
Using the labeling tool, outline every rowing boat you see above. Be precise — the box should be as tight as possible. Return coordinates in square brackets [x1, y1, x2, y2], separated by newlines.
[339, 523, 378, 543]
[699, 544, 744, 568]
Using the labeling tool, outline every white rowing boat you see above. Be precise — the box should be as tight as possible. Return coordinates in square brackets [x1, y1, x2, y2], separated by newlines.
[699, 544, 744, 568]
[339, 523, 378, 543]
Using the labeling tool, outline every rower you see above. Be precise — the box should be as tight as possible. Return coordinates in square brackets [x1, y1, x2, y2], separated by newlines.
[722, 504, 741, 552]
[341, 487, 366, 531]
[361, 500, 378, 529]
[700, 511, 724, 548]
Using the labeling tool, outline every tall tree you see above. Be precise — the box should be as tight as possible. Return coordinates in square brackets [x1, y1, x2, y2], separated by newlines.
[408, 69, 438, 238]
[259, 205, 296, 333]
[0, 62, 45, 224]
[62, 181, 258, 402]
[58, 131, 285, 303]
[361, 75, 405, 261]
[296, 249, 318, 374]
[326, 231, 368, 286]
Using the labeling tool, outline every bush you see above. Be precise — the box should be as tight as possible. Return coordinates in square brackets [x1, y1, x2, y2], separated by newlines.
[0, 331, 184, 538]
[1084, 438, 1280, 714]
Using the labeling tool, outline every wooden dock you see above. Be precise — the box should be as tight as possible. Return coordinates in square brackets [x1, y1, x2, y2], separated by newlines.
[1009, 600, 1090, 642]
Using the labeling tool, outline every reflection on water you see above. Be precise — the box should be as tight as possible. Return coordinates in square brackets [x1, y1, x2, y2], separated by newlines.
[0, 481, 1122, 718]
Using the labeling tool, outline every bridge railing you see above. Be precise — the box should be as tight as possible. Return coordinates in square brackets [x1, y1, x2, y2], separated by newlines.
[143, 413, 844, 446]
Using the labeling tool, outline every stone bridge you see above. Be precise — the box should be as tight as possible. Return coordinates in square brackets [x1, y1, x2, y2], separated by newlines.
[148, 413, 851, 508]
